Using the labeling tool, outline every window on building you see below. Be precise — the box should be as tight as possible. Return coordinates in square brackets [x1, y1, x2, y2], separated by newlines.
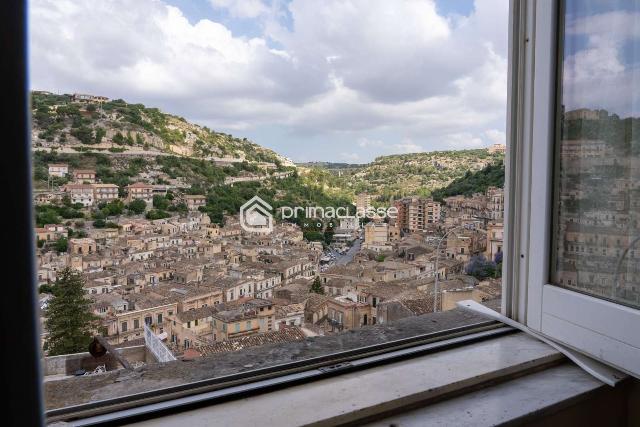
[120, 322, 127, 333]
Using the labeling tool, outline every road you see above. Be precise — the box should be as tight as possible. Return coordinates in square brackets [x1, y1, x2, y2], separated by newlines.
[334, 238, 361, 265]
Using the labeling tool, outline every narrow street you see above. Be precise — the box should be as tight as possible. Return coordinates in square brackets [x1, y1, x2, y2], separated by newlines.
[334, 238, 361, 265]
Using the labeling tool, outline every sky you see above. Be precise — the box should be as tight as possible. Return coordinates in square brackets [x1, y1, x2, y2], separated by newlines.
[29, 0, 509, 163]
[562, 0, 640, 118]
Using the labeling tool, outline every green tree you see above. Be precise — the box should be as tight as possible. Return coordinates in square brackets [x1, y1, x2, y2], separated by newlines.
[145, 209, 170, 220]
[55, 237, 68, 253]
[113, 131, 125, 145]
[153, 195, 170, 210]
[310, 276, 324, 295]
[44, 268, 99, 356]
[127, 199, 147, 214]
[102, 199, 124, 216]
[303, 231, 324, 242]
[95, 127, 106, 144]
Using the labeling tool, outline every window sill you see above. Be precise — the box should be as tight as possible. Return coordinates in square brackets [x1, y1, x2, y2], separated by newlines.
[121, 332, 574, 426]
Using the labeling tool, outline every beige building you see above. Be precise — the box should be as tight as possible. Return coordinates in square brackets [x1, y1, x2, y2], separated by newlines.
[92, 183, 120, 203]
[487, 143, 506, 154]
[105, 302, 178, 344]
[48, 163, 68, 177]
[168, 306, 217, 349]
[486, 187, 504, 221]
[485, 222, 504, 262]
[184, 195, 206, 211]
[35, 224, 68, 242]
[363, 222, 391, 252]
[69, 238, 97, 255]
[395, 197, 441, 232]
[65, 184, 94, 207]
[72, 169, 96, 183]
[356, 193, 372, 213]
[126, 182, 154, 204]
[323, 296, 372, 332]
[72, 93, 109, 103]
[212, 299, 275, 341]
[364, 222, 388, 244]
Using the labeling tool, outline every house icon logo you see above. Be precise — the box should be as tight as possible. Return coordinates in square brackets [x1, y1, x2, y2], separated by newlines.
[240, 196, 273, 233]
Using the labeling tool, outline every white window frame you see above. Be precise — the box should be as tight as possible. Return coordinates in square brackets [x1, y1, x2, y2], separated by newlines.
[507, 0, 640, 378]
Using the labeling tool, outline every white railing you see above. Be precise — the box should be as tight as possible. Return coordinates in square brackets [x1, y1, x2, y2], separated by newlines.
[144, 324, 176, 363]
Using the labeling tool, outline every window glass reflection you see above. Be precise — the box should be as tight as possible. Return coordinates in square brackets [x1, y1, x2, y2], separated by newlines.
[553, 0, 640, 308]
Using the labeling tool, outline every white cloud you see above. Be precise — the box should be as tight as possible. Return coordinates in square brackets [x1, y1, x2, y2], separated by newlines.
[29, 0, 510, 160]
[392, 139, 423, 153]
[339, 152, 361, 162]
[483, 129, 505, 145]
[562, 10, 640, 116]
[357, 137, 384, 148]
[442, 133, 484, 149]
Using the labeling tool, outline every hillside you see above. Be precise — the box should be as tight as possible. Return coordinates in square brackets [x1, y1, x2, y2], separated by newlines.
[298, 149, 504, 203]
[431, 161, 505, 202]
[30, 91, 505, 224]
[30, 92, 356, 226]
[30, 91, 290, 165]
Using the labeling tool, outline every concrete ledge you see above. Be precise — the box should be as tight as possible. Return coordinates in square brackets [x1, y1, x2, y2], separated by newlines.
[45, 309, 487, 410]
[365, 364, 608, 427]
[43, 346, 148, 378]
[127, 333, 564, 427]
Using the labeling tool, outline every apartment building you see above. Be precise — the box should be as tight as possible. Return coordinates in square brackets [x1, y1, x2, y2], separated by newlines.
[212, 299, 276, 341]
[394, 197, 441, 232]
[126, 182, 154, 204]
[105, 301, 178, 344]
[92, 183, 119, 203]
[184, 195, 207, 211]
[64, 184, 94, 207]
[72, 169, 96, 183]
[355, 193, 372, 213]
[48, 163, 68, 177]
[486, 187, 504, 221]
[71, 93, 109, 103]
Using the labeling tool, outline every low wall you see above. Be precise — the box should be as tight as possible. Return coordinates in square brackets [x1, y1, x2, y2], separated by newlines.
[43, 345, 149, 377]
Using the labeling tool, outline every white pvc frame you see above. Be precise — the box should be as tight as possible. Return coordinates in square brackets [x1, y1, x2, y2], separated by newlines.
[507, 0, 640, 378]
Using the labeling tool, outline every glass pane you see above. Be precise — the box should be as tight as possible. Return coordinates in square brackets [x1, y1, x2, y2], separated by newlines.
[30, 0, 508, 416]
[553, 0, 640, 309]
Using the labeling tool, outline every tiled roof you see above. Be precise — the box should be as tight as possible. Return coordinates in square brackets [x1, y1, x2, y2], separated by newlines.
[127, 182, 154, 188]
[176, 306, 217, 323]
[399, 297, 436, 315]
[198, 326, 306, 355]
